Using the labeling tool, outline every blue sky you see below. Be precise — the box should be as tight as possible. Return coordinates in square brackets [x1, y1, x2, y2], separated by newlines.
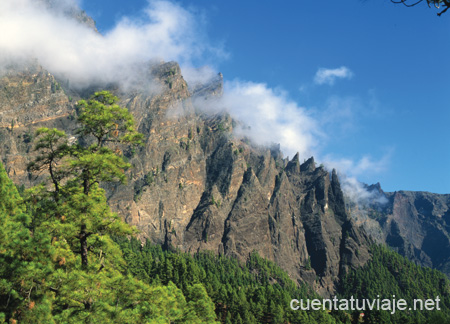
[80, 0, 450, 194]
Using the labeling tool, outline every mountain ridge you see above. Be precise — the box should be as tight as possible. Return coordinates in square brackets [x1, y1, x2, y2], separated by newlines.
[0, 60, 373, 296]
[348, 183, 450, 277]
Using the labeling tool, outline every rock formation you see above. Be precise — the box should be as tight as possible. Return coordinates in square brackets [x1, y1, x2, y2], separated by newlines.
[0, 59, 371, 296]
[348, 184, 450, 277]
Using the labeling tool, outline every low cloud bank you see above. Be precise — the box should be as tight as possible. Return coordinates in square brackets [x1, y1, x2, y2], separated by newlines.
[193, 80, 322, 159]
[340, 176, 388, 206]
[222, 80, 320, 158]
[0, 0, 222, 89]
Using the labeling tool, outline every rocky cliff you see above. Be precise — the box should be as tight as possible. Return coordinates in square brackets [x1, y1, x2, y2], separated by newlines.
[348, 184, 450, 277]
[0, 59, 372, 296]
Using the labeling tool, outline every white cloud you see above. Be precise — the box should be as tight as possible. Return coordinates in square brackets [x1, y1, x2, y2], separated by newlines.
[339, 176, 388, 206]
[194, 80, 322, 158]
[0, 0, 224, 89]
[314, 66, 354, 85]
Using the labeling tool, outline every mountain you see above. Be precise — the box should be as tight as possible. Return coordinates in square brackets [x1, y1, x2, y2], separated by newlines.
[0, 59, 372, 297]
[2, 2, 449, 303]
[348, 184, 450, 277]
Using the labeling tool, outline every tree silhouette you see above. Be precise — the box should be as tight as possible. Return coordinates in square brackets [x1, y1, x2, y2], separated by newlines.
[391, 0, 450, 16]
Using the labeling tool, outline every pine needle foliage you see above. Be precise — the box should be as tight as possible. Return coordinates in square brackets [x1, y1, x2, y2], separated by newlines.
[0, 91, 218, 323]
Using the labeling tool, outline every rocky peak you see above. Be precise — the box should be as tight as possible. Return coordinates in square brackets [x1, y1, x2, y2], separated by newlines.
[37, 0, 98, 31]
[285, 152, 300, 175]
[366, 182, 384, 195]
[150, 61, 187, 92]
[300, 156, 315, 172]
[190, 72, 224, 99]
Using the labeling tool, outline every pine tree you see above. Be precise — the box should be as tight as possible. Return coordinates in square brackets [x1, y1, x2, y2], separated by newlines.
[185, 284, 217, 323]
[0, 162, 55, 322]
[27, 91, 142, 270]
[0, 91, 221, 323]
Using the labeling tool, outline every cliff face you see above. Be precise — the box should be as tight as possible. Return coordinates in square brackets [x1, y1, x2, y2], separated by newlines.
[348, 185, 450, 277]
[0, 60, 371, 296]
[0, 63, 76, 185]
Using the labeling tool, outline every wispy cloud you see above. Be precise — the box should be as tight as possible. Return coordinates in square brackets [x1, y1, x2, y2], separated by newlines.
[313, 90, 390, 145]
[318, 96, 361, 136]
[314, 66, 354, 85]
[323, 153, 391, 177]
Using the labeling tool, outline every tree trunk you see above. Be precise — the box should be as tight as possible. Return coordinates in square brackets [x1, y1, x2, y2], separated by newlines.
[81, 169, 90, 268]
[83, 174, 90, 195]
[80, 224, 88, 268]
[49, 162, 60, 200]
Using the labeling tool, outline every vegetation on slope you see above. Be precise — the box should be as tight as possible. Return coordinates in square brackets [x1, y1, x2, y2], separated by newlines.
[115, 236, 343, 324]
[340, 244, 450, 323]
